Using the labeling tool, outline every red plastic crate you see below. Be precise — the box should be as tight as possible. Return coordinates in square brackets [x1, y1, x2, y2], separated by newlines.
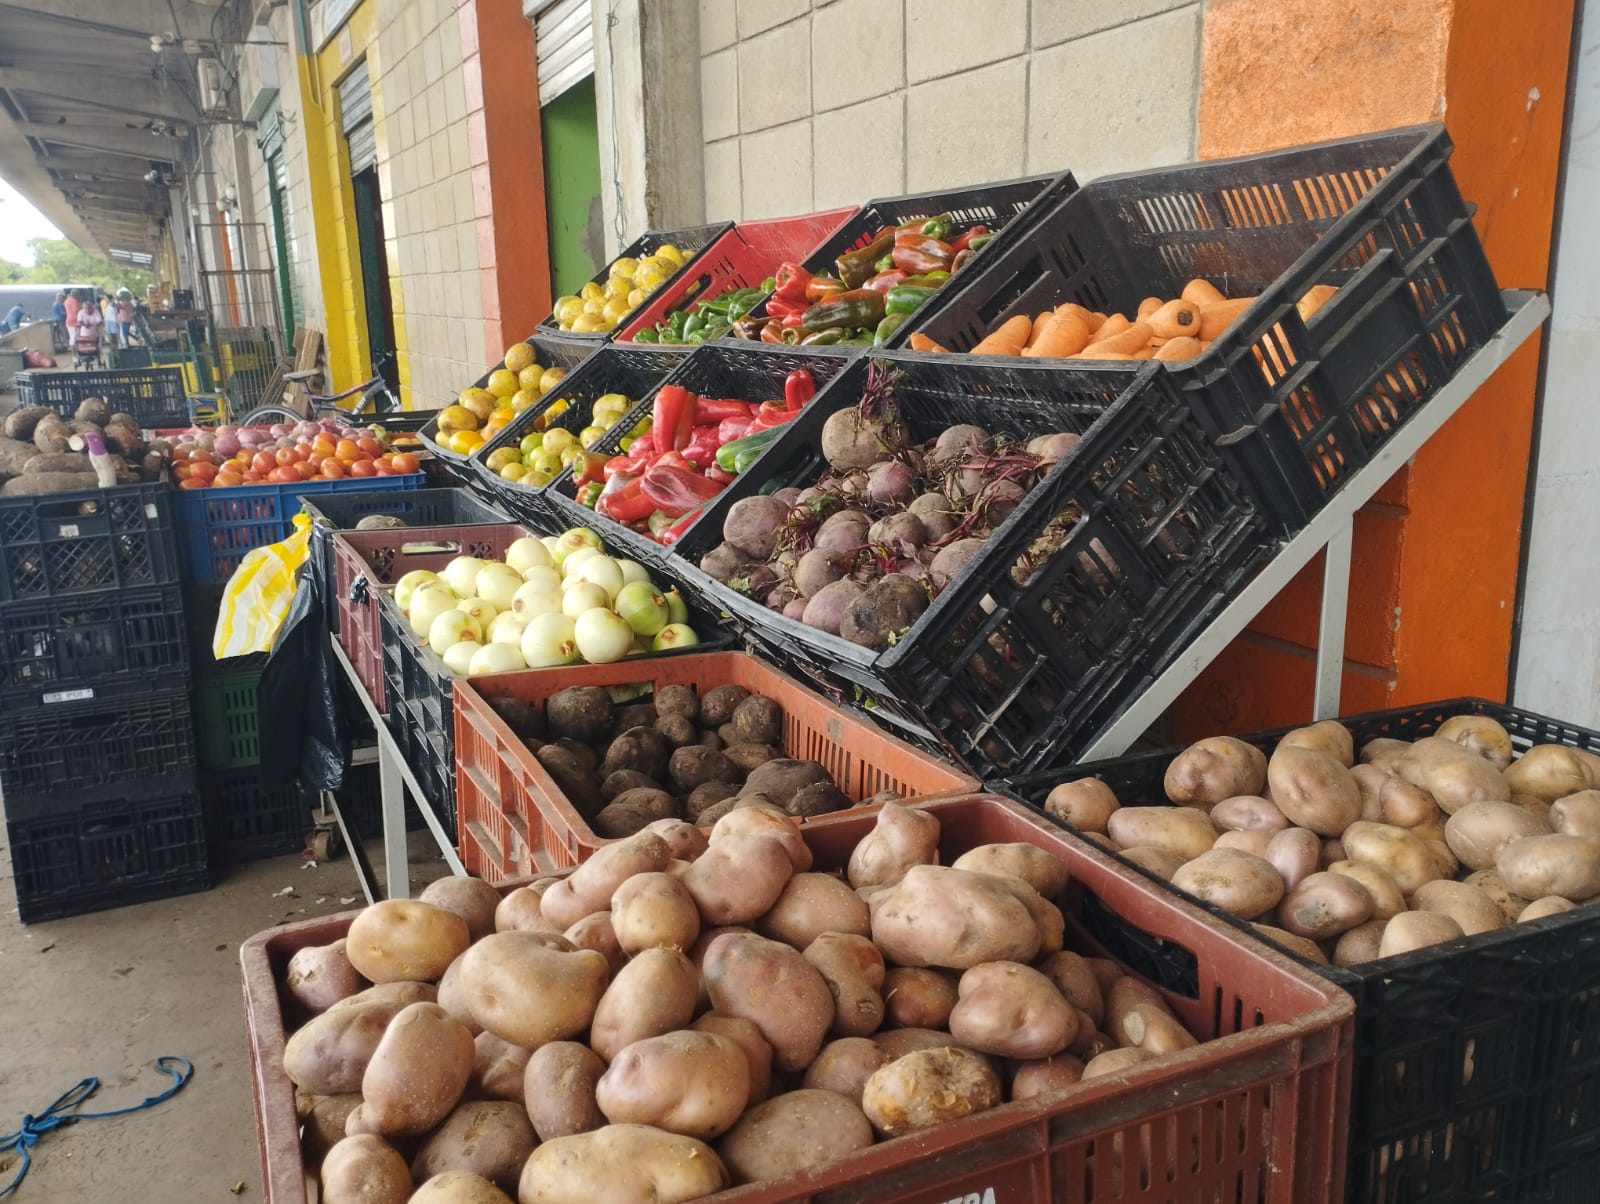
[328, 522, 534, 712]
[240, 794, 1353, 1204]
[454, 650, 972, 876]
[613, 207, 855, 345]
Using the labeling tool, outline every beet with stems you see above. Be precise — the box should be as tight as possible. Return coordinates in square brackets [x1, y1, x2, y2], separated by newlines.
[701, 542, 750, 583]
[819, 360, 912, 471]
[795, 548, 849, 598]
[907, 493, 959, 542]
[801, 578, 866, 635]
[723, 495, 793, 561]
[839, 574, 929, 651]
[929, 539, 987, 591]
[866, 459, 917, 506]
[867, 513, 927, 556]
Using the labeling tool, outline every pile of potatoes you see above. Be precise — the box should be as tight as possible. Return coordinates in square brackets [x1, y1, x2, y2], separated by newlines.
[1044, 716, 1600, 965]
[489, 682, 900, 838]
[0, 400, 163, 494]
[280, 802, 1213, 1204]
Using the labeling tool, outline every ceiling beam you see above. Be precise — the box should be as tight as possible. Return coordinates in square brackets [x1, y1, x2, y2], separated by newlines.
[25, 127, 182, 162]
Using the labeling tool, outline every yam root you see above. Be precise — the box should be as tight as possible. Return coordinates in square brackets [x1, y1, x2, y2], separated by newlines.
[2, 407, 52, 441]
[2, 472, 101, 495]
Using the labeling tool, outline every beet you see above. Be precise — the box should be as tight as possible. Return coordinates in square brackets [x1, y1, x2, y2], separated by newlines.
[795, 548, 848, 598]
[773, 487, 802, 506]
[929, 538, 987, 592]
[813, 521, 867, 559]
[820, 407, 912, 471]
[867, 513, 927, 555]
[973, 479, 1027, 533]
[820, 509, 872, 532]
[800, 578, 865, 634]
[907, 493, 960, 542]
[929, 425, 992, 467]
[839, 574, 930, 651]
[723, 495, 792, 560]
[741, 563, 781, 598]
[1027, 431, 1081, 463]
[701, 542, 749, 583]
[866, 459, 917, 506]
[782, 597, 809, 620]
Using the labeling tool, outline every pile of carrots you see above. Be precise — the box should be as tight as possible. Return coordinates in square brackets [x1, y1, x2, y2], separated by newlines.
[909, 279, 1337, 362]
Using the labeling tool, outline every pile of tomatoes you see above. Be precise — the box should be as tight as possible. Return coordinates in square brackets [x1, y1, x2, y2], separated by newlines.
[170, 433, 422, 489]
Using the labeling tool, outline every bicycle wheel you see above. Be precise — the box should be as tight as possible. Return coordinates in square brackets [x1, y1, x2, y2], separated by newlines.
[237, 404, 306, 426]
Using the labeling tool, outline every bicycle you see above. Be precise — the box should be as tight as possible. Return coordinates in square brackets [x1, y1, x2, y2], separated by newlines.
[239, 352, 402, 426]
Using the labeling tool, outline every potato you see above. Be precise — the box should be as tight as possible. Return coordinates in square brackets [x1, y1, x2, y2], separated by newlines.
[723, 742, 781, 774]
[741, 759, 836, 813]
[542, 833, 671, 929]
[1043, 777, 1120, 833]
[1210, 795, 1289, 833]
[688, 924, 749, 1009]
[1277, 871, 1374, 940]
[873, 1027, 968, 1060]
[948, 961, 1078, 1058]
[803, 932, 886, 1038]
[668, 746, 740, 793]
[717, 1089, 874, 1184]
[544, 686, 614, 743]
[1396, 738, 1512, 813]
[1332, 920, 1386, 965]
[563, 910, 624, 974]
[1105, 807, 1217, 861]
[320, 1134, 412, 1204]
[1119, 845, 1186, 880]
[802, 1037, 889, 1104]
[686, 781, 740, 821]
[869, 864, 1043, 969]
[655, 683, 700, 722]
[1170, 848, 1285, 919]
[787, 781, 852, 817]
[285, 939, 366, 1015]
[1112, 1002, 1197, 1055]
[881, 967, 960, 1029]
[1081, 1047, 1159, 1079]
[589, 946, 699, 1062]
[1351, 764, 1389, 822]
[1381, 775, 1443, 829]
[951, 842, 1070, 899]
[1550, 790, 1600, 837]
[283, 1000, 403, 1095]
[437, 955, 482, 1035]
[703, 932, 834, 1071]
[1496, 834, 1600, 901]
[1412, 879, 1506, 936]
[1379, 911, 1465, 957]
[1251, 923, 1329, 963]
[1521, 895, 1577, 921]
[411, 1100, 535, 1194]
[1445, 800, 1550, 871]
[654, 713, 697, 749]
[847, 801, 941, 889]
[1340, 821, 1440, 895]
[1327, 861, 1406, 921]
[601, 727, 673, 781]
[1163, 736, 1268, 806]
[495, 882, 562, 934]
[757, 872, 870, 948]
[328, 981, 438, 1013]
[519, 1124, 727, 1204]
[595, 789, 678, 838]
[1103, 977, 1179, 1050]
[409, 1172, 514, 1204]
[1462, 869, 1531, 923]
[1214, 829, 1274, 857]
[1506, 744, 1597, 802]
[30, 413, 70, 454]
[610, 872, 700, 954]
[1267, 745, 1362, 836]
[523, 1042, 605, 1141]
[1, 405, 52, 441]
[861, 1047, 1002, 1136]
[417, 877, 502, 943]
[1519, 793, 1555, 826]
[595, 1031, 750, 1138]
[1010, 1053, 1086, 1100]
[709, 804, 812, 871]
[458, 932, 610, 1048]
[345, 899, 470, 983]
[1034, 951, 1104, 1027]
[302, 1094, 363, 1169]
[471, 1032, 531, 1102]
[692, 1014, 774, 1104]
[1435, 714, 1515, 770]
[682, 833, 796, 924]
[731, 695, 782, 746]
[535, 743, 604, 817]
[642, 817, 710, 860]
[700, 684, 750, 727]
[348, 1003, 474, 1138]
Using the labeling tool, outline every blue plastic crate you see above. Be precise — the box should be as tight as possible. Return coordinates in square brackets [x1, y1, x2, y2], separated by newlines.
[175, 475, 422, 586]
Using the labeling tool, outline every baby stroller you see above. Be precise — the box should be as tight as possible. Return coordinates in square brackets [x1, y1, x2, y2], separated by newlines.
[72, 308, 105, 369]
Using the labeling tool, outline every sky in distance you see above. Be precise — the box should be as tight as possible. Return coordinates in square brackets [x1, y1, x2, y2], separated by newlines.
[0, 178, 64, 262]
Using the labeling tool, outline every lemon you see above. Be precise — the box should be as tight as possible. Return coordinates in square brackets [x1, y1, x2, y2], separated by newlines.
[570, 313, 604, 333]
[531, 451, 564, 477]
[499, 462, 529, 482]
[485, 369, 518, 399]
[541, 428, 577, 456]
[525, 470, 554, 489]
[578, 425, 607, 448]
[595, 316, 618, 332]
[627, 287, 646, 308]
[517, 364, 545, 392]
[509, 388, 539, 413]
[655, 243, 684, 265]
[602, 296, 631, 322]
[519, 432, 545, 456]
[581, 296, 606, 317]
[553, 295, 583, 324]
[608, 256, 639, 281]
[539, 367, 568, 395]
[503, 342, 535, 374]
[438, 404, 479, 433]
[580, 281, 604, 303]
[487, 446, 522, 472]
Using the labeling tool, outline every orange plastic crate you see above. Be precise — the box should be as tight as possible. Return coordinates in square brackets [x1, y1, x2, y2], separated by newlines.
[241, 794, 1354, 1204]
[452, 650, 980, 876]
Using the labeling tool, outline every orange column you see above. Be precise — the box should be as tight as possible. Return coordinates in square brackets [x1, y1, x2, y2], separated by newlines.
[458, 0, 553, 363]
[1172, 0, 1574, 738]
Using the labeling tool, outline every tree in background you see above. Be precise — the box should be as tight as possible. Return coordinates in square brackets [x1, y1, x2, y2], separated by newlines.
[1, 238, 150, 293]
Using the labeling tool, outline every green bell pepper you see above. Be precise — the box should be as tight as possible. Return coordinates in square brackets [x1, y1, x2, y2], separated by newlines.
[885, 284, 938, 317]
[715, 425, 788, 474]
[873, 312, 910, 346]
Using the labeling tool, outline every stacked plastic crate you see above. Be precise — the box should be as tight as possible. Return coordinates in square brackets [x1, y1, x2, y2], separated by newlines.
[0, 481, 208, 922]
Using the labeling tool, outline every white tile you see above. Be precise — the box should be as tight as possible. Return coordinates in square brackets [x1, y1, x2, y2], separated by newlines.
[1032, 0, 1194, 48]
[1514, 627, 1600, 731]
[738, 19, 811, 132]
[905, 0, 1024, 83]
[812, 0, 902, 110]
[1520, 476, 1600, 631]
[813, 96, 903, 208]
[702, 48, 739, 142]
[737, 0, 809, 38]
[741, 120, 812, 218]
[906, 59, 1025, 190]
[703, 138, 743, 221]
[700, 0, 738, 53]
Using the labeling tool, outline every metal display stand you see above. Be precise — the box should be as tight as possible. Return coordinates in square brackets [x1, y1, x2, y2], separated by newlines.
[325, 290, 1547, 899]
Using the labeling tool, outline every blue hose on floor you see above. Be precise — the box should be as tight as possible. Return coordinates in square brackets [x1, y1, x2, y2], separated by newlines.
[0, 1056, 193, 1197]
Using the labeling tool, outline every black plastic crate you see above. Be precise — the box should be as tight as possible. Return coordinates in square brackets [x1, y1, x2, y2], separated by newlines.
[200, 767, 313, 865]
[14, 367, 189, 426]
[0, 686, 197, 800]
[729, 173, 1077, 349]
[666, 351, 1270, 778]
[544, 344, 852, 569]
[0, 481, 179, 603]
[920, 124, 1507, 534]
[534, 222, 732, 343]
[415, 333, 597, 467]
[467, 344, 690, 533]
[0, 584, 189, 709]
[999, 698, 1600, 1204]
[6, 772, 210, 924]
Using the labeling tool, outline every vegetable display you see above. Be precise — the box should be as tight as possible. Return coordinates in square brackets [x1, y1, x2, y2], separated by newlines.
[484, 393, 632, 488]
[1042, 715, 1600, 965]
[154, 420, 421, 488]
[630, 286, 767, 346]
[279, 800, 1228, 1203]
[0, 400, 167, 494]
[439, 343, 571, 457]
[551, 245, 688, 335]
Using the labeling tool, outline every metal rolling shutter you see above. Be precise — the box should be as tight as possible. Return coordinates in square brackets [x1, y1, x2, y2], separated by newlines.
[529, 0, 594, 107]
[338, 64, 377, 173]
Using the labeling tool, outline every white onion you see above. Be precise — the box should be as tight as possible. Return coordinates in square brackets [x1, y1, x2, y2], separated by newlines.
[521, 613, 579, 668]
[574, 608, 633, 664]
[469, 642, 526, 675]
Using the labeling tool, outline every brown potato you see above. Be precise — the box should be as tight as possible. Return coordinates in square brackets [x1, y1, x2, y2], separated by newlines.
[1379, 911, 1465, 958]
[437, 955, 483, 1035]
[410, 1100, 535, 1194]
[589, 946, 699, 1062]
[345, 899, 470, 983]
[801, 1037, 889, 1104]
[1462, 869, 1531, 923]
[494, 882, 561, 934]
[949, 961, 1079, 1058]
[564, 913, 624, 979]
[1163, 736, 1268, 806]
[1210, 795, 1289, 833]
[1034, 951, 1105, 1028]
[1105, 807, 1217, 861]
[874, 1026, 968, 1060]
[683, 833, 796, 924]
[523, 1042, 606, 1141]
[1351, 764, 1390, 823]
[1213, 829, 1274, 857]
[860, 1047, 1002, 1136]
[1264, 827, 1322, 893]
[302, 1094, 363, 1169]
[1251, 923, 1329, 963]
[1043, 777, 1120, 833]
[1277, 871, 1375, 940]
[1444, 800, 1550, 872]
[458, 933, 609, 1048]
[869, 864, 1044, 969]
[328, 981, 438, 1013]
[595, 1030, 750, 1138]
[1395, 737, 1512, 814]
[1010, 1053, 1086, 1100]
[285, 939, 366, 1015]
[951, 842, 1070, 899]
[703, 931, 835, 1071]
[846, 801, 942, 889]
[419, 876, 503, 943]
[717, 1089, 874, 1184]
[1081, 1047, 1159, 1079]
[1507, 745, 1598, 802]
[1435, 714, 1515, 771]
[803, 932, 886, 1037]
[642, 817, 710, 860]
[878, 966, 958, 1029]
[1341, 821, 1440, 895]
[1521, 895, 1577, 921]
[1362, 738, 1412, 769]
[284, 1000, 405, 1096]
[1326, 861, 1406, 922]
[349, 1003, 474, 1138]
[542, 832, 672, 929]
[1267, 745, 1363, 836]
[610, 871, 700, 954]
[320, 1134, 412, 1204]
[518, 1124, 727, 1204]
[1412, 879, 1507, 936]
[1170, 847, 1284, 919]
[757, 872, 871, 949]
[1277, 719, 1355, 766]
[471, 1032, 531, 1103]
[1495, 833, 1600, 902]
[1118, 845, 1187, 880]
[1333, 920, 1387, 966]
[1550, 790, 1600, 837]
[409, 1172, 514, 1204]
[692, 1013, 774, 1103]
[1380, 776, 1444, 829]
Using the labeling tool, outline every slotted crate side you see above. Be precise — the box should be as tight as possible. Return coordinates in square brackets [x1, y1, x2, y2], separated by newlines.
[923, 124, 1507, 533]
[665, 352, 1271, 779]
[243, 794, 1353, 1204]
[0, 481, 179, 603]
[194, 669, 263, 770]
[8, 772, 209, 925]
[201, 768, 312, 864]
[613, 207, 856, 345]
[467, 345, 690, 528]
[1002, 697, 1600, 1204]
[0, 584, 188, 710]
[0, 686, 197, 803]
[14, 367, 189, 425]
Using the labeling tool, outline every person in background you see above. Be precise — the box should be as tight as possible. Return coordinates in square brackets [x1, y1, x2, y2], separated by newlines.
[0, 305, 24, 334]
[71, 295, 103, 368]
[63, 289, 80, 330]
[51, 291, 67, 350]
[115, 289, 137, 346]
[102, 291, 121, 347]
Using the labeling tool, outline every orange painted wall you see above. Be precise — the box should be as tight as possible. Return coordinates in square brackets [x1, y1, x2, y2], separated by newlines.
[458, 0, 553, 363]
[1174, 0, 1573, 738]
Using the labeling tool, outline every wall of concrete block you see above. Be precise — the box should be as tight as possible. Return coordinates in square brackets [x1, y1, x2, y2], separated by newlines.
[697, 0, 1202, 221]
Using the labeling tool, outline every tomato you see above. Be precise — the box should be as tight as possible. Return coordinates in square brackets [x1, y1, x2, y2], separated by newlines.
[189, 461, 218, 483]
[320, 458, 348, 479]
[312, 436, 336, 456]
[389, 452, 420, 474]
[291, 444, 312, 462]
[251, 451, 277, 477]
[178, 477, 207, 490]
[172, 463, 192, 481]
[292, 461, 317, 480]
[275, 448, 297, 467]
[307, 453, 326, 470]
[349, 458, 378, 478]
[214, 471, 243, 487]
[356, 436, 384, 458]
[335, 438, 361, 462]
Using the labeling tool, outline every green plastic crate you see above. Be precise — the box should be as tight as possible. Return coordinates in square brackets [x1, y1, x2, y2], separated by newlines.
[194, 669, 261, 770]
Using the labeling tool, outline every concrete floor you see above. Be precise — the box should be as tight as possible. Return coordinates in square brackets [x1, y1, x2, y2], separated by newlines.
[0, 827, 447, 1203]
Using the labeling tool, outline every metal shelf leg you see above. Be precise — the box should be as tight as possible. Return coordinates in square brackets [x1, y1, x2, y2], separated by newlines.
[1314, 521, 1353, 721]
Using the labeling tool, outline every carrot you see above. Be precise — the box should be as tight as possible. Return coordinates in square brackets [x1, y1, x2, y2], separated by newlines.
[1296, 284, 1338, 322]
[1087, 313, 1132, 344]
[970, 314, 1032, 356]
[1153, 336, 1203, 362]
[1022, 311, 1091, 359]
[1148, 299, 1202, 340]
[1054, 302, 1099, 332]
[1086, 320, 1151, 355]
[907, 332, 950, 353]
[1182, 278, 1226, 306]
[1075, 346, 1136, 360]
[1088, 311, 1109, 331]
[1130, 347, 1156, 360]
[1136, 296, 1165, 320]
[1024, 311, 1057, 350]
[1199, 298, 1255, 341]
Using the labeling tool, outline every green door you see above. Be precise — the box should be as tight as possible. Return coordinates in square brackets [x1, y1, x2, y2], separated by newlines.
[541, 75, 603, 299]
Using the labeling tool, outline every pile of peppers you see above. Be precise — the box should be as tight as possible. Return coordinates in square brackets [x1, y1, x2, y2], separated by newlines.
[576, 369, 817, 545]
[631, 283, 770, 345]
[731, 214, 994, 347]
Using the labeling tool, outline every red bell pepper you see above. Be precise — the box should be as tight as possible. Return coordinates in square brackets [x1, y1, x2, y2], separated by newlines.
[746, 402, 797, 433]
[950, 224, 990, 253]
[656, 506, 706, 546]
[771, 262, 811, 302]
[717, 416, 753, 445]
[692, 397, 753, 424]
[765, 295, 808, 319]
[861, 270, 908, 295]
[892, 233, 954, 275]
[572, 451, 610, 487]
[595, 472, 656, 524]
[759, 319, 787, 345]
[681, 424, 722, 471]
[640, 464, 724, 518]
[805, 275, 847, 304]
[704, 465, 735, 485]
[651, 385, 696, 455]
[784, 369, 816, 411]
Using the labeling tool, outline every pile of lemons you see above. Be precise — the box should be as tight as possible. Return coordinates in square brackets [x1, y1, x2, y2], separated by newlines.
[437, 342, 568, 456]
[551, 243, 686, 334]
[484, 391, 634, 487]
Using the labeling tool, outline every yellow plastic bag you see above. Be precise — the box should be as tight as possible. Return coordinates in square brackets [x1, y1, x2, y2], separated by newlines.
[214, 513, 314, 658]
